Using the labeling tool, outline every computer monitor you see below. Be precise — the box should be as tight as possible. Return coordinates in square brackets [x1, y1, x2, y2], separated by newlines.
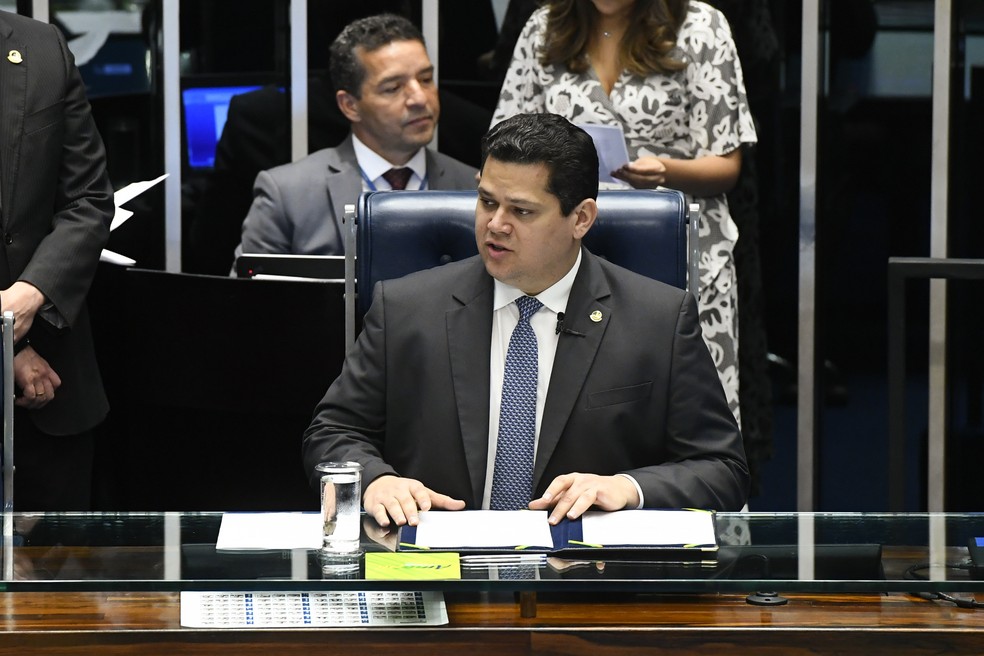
[181, 85, 264, 169]
[77, 34, 153, 99]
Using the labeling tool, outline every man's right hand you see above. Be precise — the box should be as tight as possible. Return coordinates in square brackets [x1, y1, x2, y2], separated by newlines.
[363, 475, 465, 528]
[1, 281, 46, 343]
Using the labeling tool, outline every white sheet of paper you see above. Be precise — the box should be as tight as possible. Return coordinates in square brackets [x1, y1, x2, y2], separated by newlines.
[112, 173, 168, 230]
[99, 249, 136, 266]
[576, 123, 631, 184]
[581, 510, 716, 546]
[104, 174, 169, 265]
[216, 512, 323, 550]
[111, 208, 134, 231]
[413, 510, 553, 549]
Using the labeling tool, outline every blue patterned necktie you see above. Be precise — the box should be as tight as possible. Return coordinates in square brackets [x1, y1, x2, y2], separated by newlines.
[490, 295, 543, 510]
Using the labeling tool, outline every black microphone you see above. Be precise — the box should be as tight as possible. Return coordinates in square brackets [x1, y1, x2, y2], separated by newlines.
[555, 312, 585, 337]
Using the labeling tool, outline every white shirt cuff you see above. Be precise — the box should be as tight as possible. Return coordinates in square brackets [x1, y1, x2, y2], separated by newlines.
[615, 473, 644, 509]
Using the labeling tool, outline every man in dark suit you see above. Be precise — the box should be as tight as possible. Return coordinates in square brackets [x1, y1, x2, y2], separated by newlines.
[0, 11, 114, 509]
[303, 113, 747, 527]
[231, 14, 476, 267]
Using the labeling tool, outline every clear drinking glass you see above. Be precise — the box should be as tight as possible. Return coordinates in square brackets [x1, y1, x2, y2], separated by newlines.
[316, 461, 363, 555]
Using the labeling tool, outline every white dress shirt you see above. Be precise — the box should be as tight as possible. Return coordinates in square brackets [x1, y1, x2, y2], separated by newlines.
[352, 134, 428, 190]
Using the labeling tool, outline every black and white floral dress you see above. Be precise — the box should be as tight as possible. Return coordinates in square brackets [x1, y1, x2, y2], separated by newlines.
[492, 2, 757, 422]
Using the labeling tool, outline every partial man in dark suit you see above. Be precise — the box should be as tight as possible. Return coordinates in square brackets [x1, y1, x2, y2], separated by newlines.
[0, 11, 114, 510]
[231, 13, 476, 268]
[302, 113, 748, 527]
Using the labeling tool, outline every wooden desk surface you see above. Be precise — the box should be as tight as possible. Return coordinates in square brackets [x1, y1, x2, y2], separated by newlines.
[1, 590, 982, 655]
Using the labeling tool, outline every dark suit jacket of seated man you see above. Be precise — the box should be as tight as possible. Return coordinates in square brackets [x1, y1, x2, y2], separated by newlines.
[302, 114, 748, 527]
[232, 13, 476, 268]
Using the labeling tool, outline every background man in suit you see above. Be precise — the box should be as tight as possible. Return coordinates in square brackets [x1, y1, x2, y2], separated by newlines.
[0, 12, 114, 510]
[232, 13, 476, 267]
[302, 113, 748, 527]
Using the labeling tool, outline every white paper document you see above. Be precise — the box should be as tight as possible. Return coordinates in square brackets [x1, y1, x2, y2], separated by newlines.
[414, 510, 554, 549]
[98, 250, 136, 267]
[581, 509, 715, 546]
[576, 123, 631, 184]
[112, 173, 168, 230]
[216, 512, 323, 551]
[101, 173, 169, 265]
[180, 591, 448, 628]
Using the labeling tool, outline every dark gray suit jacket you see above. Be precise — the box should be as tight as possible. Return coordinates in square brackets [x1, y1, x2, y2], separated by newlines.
[303, 250, 748, 511]
[0, 13, 113, 435]
[233, 134, 477, 262]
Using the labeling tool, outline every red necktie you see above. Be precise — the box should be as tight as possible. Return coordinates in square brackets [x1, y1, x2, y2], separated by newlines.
[382, 167, 412, 190]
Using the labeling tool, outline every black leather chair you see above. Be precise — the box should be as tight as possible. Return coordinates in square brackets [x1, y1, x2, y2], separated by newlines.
[345, 189, 697, 346]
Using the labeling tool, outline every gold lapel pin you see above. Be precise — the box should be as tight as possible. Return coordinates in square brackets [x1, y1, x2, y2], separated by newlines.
[8, 50, 23, 64]
[589, 310, 603, 323]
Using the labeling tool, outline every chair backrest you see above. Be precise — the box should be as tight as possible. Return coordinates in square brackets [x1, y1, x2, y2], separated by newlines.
[351, 188, 696, 323]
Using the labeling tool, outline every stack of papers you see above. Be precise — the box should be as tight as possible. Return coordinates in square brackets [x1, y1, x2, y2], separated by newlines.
[399, 509, 718, 559]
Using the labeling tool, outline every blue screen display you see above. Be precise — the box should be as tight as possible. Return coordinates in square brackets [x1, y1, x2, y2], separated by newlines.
[182, 85, 263, 169]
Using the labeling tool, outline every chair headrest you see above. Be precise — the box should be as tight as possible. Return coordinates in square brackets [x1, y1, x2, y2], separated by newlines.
[356, 189, 688, 317]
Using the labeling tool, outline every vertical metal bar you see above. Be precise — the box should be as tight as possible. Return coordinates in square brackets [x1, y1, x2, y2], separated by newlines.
[421, 0, 438, 144]
[291, 548, 308, 581]
[164, 512, 181, 581]
[688, 203, 700, 301]
[797, 513, 816, 581]
[928, 512, 947, 581]
[797, 0, 820, 512]
[31, 0, 48, 22]
[290, 0, 308, 162]
[887, 263, 906, 510]
[927, 0, 952, 513]
[344, 203, 357, 352]
[163, 1, 181, 272]
[2, 313, 15, 581]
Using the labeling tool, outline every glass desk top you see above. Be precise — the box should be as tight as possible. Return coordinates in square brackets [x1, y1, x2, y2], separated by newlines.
[1, 512, 982, 594]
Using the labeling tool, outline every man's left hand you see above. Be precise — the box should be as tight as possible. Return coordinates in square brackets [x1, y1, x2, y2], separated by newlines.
[528, 473, 640, 524]
[13, 345, 62, 409]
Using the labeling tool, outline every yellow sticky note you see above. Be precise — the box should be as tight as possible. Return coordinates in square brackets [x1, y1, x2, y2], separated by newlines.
[365, 552, 461, 580]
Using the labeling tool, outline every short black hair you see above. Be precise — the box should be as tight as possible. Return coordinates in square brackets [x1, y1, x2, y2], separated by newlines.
[329, 14, 425, 98]
[481, 113, 599, 215]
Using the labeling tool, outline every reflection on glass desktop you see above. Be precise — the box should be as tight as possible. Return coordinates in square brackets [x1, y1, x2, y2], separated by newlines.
[182, 85, 264, 169]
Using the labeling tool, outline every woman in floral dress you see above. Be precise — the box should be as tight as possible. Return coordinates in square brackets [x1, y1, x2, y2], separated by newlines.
[492, 0, 757, 423]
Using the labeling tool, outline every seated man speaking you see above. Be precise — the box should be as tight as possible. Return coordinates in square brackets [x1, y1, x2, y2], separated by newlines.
[302, 114, 748, 527]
